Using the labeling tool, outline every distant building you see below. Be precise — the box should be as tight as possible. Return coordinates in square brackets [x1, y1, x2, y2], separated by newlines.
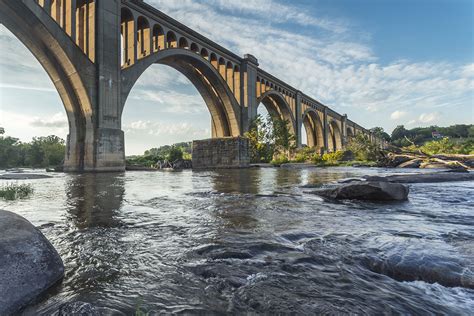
[432, 131, 443, 139]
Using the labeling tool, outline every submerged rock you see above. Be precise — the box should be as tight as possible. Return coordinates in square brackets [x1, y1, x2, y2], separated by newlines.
[0, 173, 52, 180]
[310, 182, 409, 201]
[364, 172, 474, 184]
[58, 302, 101, 316]
[362, 242, 474, 289]
[0, 210, 64, 315]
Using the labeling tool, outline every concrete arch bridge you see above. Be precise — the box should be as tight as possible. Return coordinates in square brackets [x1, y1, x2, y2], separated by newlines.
[0, 0, 380, 171]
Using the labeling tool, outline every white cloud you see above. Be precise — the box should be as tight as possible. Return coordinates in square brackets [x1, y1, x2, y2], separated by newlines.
[390, 110, 407, 120]
[418, 112, 440, 124]
[125, 120, 209, 137]
[30, 112, 68, 128]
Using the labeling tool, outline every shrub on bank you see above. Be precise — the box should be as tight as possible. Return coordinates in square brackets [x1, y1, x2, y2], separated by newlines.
[271, 154, 289, 166]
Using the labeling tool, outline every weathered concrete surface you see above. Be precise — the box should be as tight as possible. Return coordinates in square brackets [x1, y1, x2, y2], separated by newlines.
[310, 182, 409, 201]
[0, 210, 64, 315]
[0, 173, 52, 180]
[193, 137, 250, 169]
[363, 172, 474, 184]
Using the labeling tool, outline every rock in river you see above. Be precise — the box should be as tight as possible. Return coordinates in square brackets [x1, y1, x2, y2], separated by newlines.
[0, 210, 64, 315]
[310, 182, 409, 201]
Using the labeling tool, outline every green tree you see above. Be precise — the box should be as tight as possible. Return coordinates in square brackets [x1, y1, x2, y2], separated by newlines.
[244, 115, 274, 163]
[469, 126, 474, 138]
[370, 127, 391, 142]
[272, 116, 296, 159]
[167, 146, 183, 162]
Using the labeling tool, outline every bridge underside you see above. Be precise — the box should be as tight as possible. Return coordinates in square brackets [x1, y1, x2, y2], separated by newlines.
[0, 0, 378, 172]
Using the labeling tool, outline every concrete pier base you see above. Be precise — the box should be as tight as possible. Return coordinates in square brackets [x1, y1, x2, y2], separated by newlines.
[192, 137, 250, 170]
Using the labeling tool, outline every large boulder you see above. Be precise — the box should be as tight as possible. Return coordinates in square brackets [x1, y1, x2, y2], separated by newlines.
[311, 182, 409, 201]
[0, 210, 64, 315]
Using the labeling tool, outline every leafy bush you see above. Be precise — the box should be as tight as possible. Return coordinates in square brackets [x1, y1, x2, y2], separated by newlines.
[0, 183, 34, 200]
[322, 151, 345, 163]
[414, 137, 474, 155]
[294, 147, 318, 163]
[271, 154, 289, 166]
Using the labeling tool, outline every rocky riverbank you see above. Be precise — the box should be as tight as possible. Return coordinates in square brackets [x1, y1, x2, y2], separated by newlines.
[380, 152, 473, 171]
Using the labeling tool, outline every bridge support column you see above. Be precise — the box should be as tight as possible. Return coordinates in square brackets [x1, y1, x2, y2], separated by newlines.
[323, 107, 329, 153]
[89, 0, 125, 171]
[241, 54, 259, 133]
[341, 114, 348, 148]
[295, 91, 303, 148]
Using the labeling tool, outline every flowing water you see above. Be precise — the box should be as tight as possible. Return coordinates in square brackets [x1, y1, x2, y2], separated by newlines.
[1, 167, 473, 315]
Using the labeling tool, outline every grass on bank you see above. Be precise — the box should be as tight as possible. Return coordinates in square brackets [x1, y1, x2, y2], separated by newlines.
[0, 183, 34, 200]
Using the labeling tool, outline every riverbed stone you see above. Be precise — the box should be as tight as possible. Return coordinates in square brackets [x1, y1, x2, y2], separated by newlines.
[364, 172, 474, 184]
[397, 159, 424, 169]
[0, 210, 64, 315]
[311, 182, 409, 201]
[0, 173, 52, 180]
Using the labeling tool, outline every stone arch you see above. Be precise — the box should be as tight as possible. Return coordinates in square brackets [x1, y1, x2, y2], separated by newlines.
[121, 7, 135, 66]
[302, 109, 324, 150]
[201, 48, 209, 60]
[152, 24, 165, 52]
[121, 49, 242, 138]
[166, 31, 177, 48]
[257, 90, 296, 135]
[328, 120, 343, 152]
[179, 37, 189, 49]
[346, 127, 354, 140]
[210, 53, 218, 68]
[136, 16, 150, 59]
[0, 0, 95, 171]
[190, 42, 199, 53]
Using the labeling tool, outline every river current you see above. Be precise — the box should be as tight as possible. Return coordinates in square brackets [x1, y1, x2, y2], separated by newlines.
[1, 167, 473, 315]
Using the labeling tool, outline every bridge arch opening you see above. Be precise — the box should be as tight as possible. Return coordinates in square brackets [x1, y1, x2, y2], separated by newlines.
[178, 37, 189, 49]
[302, 109, 324, 151]
[347, 127, 354, 141]
[328, 120, 343, 152]
[137, 16, 151, 59]
[75, 0, 96, 61]
[166, 31, 177, 48]
[190, 43, 199, 53]
[256, 91, 296, 136]
[120, 7, 134, 66]
[120, 49, 242, 154]
[152, 24, 165, 52]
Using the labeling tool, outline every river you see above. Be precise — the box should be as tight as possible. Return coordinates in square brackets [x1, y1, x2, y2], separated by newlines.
[1, 167, 473, 315]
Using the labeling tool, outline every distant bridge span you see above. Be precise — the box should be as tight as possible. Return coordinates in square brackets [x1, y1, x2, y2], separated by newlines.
[0, 0, 378, 171]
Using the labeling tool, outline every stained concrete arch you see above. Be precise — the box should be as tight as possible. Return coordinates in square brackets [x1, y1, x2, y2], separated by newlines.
[120, 48, 242, 138]
[0, 0, 95, 171]
[302, 109, 324, 150]
[257, 90, 296, 135]
[328, 120, 343, 152]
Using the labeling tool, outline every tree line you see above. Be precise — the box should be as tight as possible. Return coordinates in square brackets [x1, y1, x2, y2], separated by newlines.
[0, 128, 65, 169]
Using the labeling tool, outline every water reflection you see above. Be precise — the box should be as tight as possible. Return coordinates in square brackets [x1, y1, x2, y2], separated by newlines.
[65, 173, 125, 229]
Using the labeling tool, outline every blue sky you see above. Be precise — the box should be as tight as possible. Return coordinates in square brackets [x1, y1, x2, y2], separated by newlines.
[0, 0, 473, 154]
